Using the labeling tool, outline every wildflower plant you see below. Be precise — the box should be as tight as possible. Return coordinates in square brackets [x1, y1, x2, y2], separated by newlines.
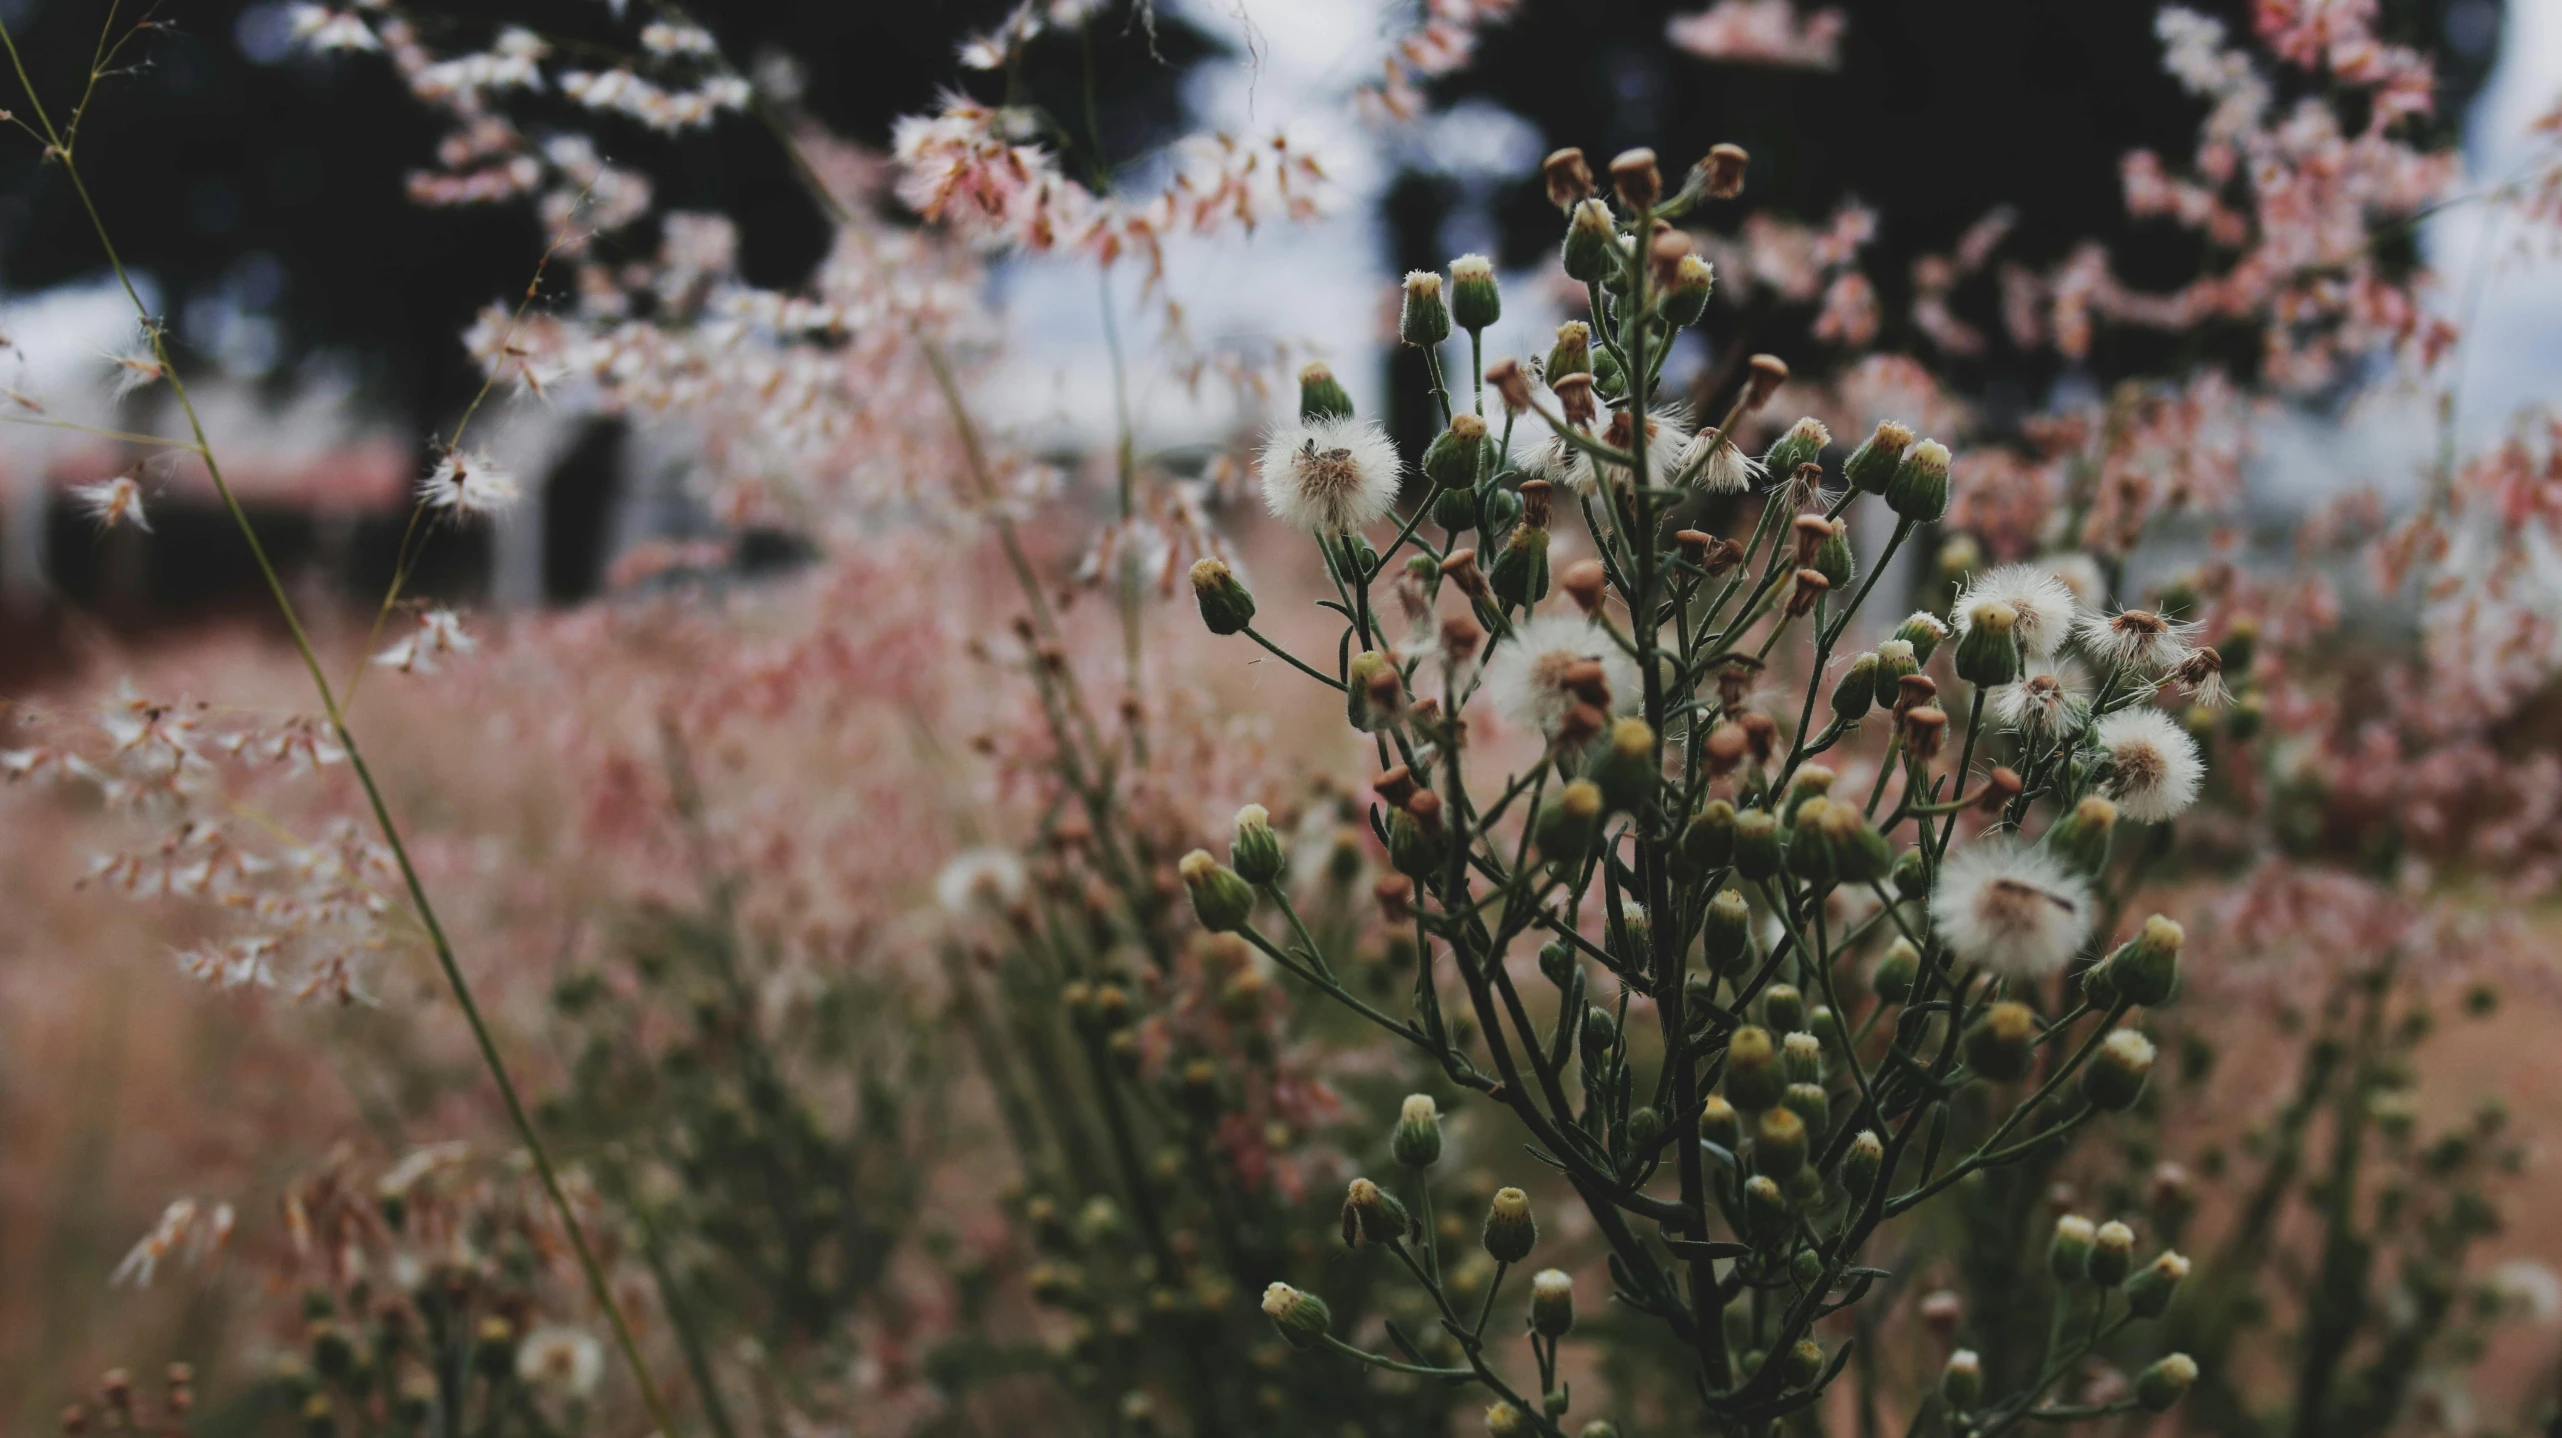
[7, 2, 2560, 1435]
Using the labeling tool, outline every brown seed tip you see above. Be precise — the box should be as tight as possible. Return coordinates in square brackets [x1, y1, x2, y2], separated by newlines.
[1542, 147, 1595, 209]
[1746, 353, 1790, 409]
[1648, 228, 1694, 289]
[1560, 558, 1609, 615]
[1374, 764, 1419, 808]
[1703, 143, 1750, 200]
[1439, 547, 1490, 599]
[1375, 873, 1415, 922]
[1610, 147, 1662, 210]
[1980, 765, 2025, 811]
[1552, 371, 1598, 427]
[1440, 613, 1486, 662]
[1517, 478, 1554, 529]
[1786, 566, 1832, 618]
[1487, 357, 1532, 414]
[1902, 705, 1949, 760]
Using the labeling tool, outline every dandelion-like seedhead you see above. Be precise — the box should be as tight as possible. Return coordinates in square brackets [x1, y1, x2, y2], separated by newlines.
[2092, 706, 2204, 822]
[419, 449, 521, 518]
[1479, 613, 1640, 737]
[1258, 416, 1403, 535]
[1953, 564, 2084, 659]
[1929, 839, 2093, 979]
[2076, 606, 2197, 673]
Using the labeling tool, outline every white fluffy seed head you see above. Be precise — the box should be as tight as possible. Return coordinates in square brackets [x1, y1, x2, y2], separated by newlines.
[1928, 838, 2093, 979]
[1990, 665, 2087, 738]
[1680, 426, 1765, 494]
[1258, 416, 1403, 534]
[1533, 406, 1693, 496]
[1400, 1093, 1439, 1126]
[2076, 607, 2198, 674]
[2092, 707, 2205, 822]
[1953, 564, 2084, 659]
[1479, 613, 1641, 736]
[1533, 1268, 1574, 1299]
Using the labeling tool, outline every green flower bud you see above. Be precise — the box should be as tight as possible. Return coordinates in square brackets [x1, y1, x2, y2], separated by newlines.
[1581, 1005, 1619, 1068]
[1539, 940, 1577, 989]
[1734, 808, 1783, 881]
[1660, 252, 1715, 326]
[1760, 985, 1807, 1034]
[1592, 717, 1658, 814]
[1450, 254, 1501, 331]
[1624, 1103, 1664, 1154]
[2220, 621, 2257, 676]
[1433, 484, 1482, 533]
[1683, 800, 1739, 874]
[1832, 651, 1879, 721]
[1529, 1268, 1576, 1337]
[1590, 343, 1626, 400]
[2135, 1354, 2198, 1412]
[1231, 804, 1285, 886]
[1754, 1105, 1808, 1179]
[1261, 1282, 1332, 1349]
[1546, 321, 1593, 381]
[1190, 558, 1257, 636]
[1488, 524, 1551, 609]
[1884, 438, 1951, 523]
[1388, 794, 1449, 879]
[1813, 522, 1856, 590]
[1819, 801, 1894, 886]
[1843, 420, 1915, 495]
[1842, 1129, 1885, 1194]
[2109, 915, 2184, 1008]
[1743, 1174, 1789, 1234]
[1393, 1094, 1443, 1168]
[1779, 1337, 1825, 1389]
[1340, 1176, 1412, 1248]
[1485, 1402, 1527, 1438]
[1870, 939, 1920, 1003]
[1424, 413, 1489, 492]
[1891, 613, 1949, 665]
[1536, 781, 1605, 865]
[2090, 1220, 2136, 1286]
[1703, 887, 1752, 975]
[2050, 1215, 2096, 1283]
[1700, 1094, 1742, 1152]
[2047, 795, 2118, 877]
[1941, 1349, 1982, 1410]
[1892, 845, 1931, 898]
[1964, 1000, 2038, 1083]
[1780, 764, 1836, 825]
[1725, 1026, 1784, 1112]
[1561, 199, 1618, 284]
[2082, 1029, 2157, 1111]
[1179, 850, 1255, 934]
[1580, 1424, 1622, 1438]
[1482, 1187, 1538, 1263]
[1400, 270, 1451, 348]
[1788, 798, 1840, 887]
[1345, 650, 1402, 733]
[2125, 1250, 2190, 1318]
[1953, 601, 2023, 687]
[1298, 361, 1354, 423]
[1762, 416, 1831, 478]
[1781, 1030, 1823, 1084]
[1781, 1081, 1830, 1139]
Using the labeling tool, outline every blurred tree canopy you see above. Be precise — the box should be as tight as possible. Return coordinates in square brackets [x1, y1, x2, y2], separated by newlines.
[1387, 0, 2498, 433]
[0, 0, 1208, 429]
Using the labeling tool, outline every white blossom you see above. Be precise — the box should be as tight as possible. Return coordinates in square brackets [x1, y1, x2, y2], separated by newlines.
[1928, 838, 2093, 979]
[2092, 706, 2204, 822]
[1952, 564, 2084, 660]
[1478, 613, 1640, 737]
[1257, 416, 1402, 535]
